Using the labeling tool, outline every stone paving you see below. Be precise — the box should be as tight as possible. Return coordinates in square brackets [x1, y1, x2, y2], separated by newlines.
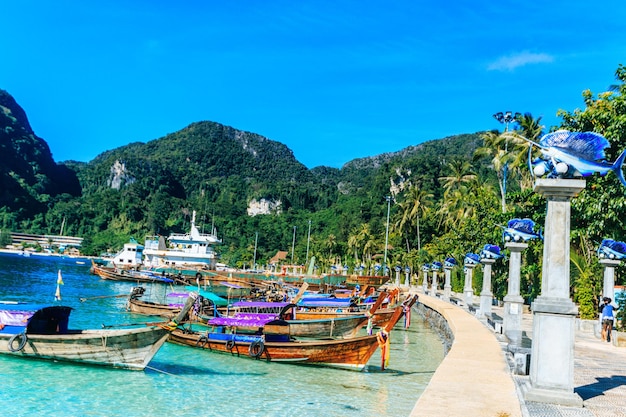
[490, 306, 626, 417]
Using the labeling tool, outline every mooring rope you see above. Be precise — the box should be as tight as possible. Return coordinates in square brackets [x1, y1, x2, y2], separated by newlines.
[144, 365, 177, 376]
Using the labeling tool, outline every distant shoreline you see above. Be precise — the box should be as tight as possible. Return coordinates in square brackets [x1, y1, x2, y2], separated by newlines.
[0, 248, 94, 263]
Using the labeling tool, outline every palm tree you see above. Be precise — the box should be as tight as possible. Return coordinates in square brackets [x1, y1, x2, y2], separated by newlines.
[476, 130, 509, 213]
[347, 231, 360, 263]
[439, 160, 476, 194]
[398, 186, 433, 253]
[325, 234, 337, 266]
[509, 113, 545, 190]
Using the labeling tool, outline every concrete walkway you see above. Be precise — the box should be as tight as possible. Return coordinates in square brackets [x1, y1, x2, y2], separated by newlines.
[410, 292, 626, 417]
[410, 294, 522, 416]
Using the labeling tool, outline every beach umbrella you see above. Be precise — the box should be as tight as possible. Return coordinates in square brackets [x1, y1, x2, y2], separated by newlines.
[55, 269, 64, 301]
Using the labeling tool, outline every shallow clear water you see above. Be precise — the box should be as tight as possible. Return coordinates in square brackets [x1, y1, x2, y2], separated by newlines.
[0, 252, 444, 417]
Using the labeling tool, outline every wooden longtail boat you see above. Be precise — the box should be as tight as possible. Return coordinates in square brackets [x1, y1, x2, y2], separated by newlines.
[126, 286, 228, 319]
[280, 288, 389, 338]
[0, 302, 169, 370]
[0, 294, 197, 370]
[294, 289, 413, 329]
[90, 261, 177, 284]
[205, 289, 385, 339]
[168, 304, 407, 371]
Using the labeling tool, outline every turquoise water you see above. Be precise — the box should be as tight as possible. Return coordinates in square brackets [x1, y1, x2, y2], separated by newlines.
[0, 253, 444, 417]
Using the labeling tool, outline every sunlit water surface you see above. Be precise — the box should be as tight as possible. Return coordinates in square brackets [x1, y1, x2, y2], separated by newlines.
[0, 252, 444, 416]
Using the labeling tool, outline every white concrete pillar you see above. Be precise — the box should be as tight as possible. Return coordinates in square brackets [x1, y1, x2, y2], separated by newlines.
[525, 178, 585, 407]
[395, 266, 401, 286]
[464, 263, 476, 306]
[422, 265, 430, 293]
[503, 242, 527, 345]
[479, 258, 495, 318]
[430, 269, 438, 297]
[443, 266, 452, 302]
[600, 258, 620, 301]
[404, 266, 411, 286]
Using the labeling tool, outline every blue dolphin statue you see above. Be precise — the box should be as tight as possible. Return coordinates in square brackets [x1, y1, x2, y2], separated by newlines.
[525, 130, 626, 186]
[444, 257, 457, 268]
[502, 218, 542, 242]
[597, 239, 626, 260]
[464, 253, 480, 266]
[480, 244, 503, 259]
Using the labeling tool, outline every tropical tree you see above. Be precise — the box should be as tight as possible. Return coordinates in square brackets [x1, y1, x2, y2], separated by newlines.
[475, 130, 511, 213]
[396, 185, 433, 253]
[439, 160, 476, 194]
[558, 64, 626, 244]
[508, 113, 545, 190]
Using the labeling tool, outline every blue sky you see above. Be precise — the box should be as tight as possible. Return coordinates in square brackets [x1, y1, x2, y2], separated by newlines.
[2, 1, 625, 168]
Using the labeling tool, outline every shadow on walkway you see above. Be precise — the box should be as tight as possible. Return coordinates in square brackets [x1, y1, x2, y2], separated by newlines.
[575, 375, 626, 400]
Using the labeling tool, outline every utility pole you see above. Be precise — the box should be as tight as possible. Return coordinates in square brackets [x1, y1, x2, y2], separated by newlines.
[493, 111, 520, 213]
[383, 196, 391, 276]
[305, 220, 311, 264]
[253, 232, 258, 270]
[291, 226, 296, 264]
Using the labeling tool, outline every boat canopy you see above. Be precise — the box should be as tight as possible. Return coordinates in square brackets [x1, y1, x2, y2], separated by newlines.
[208, 313, 278, 328]
[0, 304, 72, 335]
[184, 286, 229, 306]
[231, 301, 292, 308]
[297, 298, 356, 308]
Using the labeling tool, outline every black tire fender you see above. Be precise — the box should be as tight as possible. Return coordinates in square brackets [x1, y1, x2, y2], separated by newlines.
[248, 339, 265, 359]
[8, 331, 28, 352]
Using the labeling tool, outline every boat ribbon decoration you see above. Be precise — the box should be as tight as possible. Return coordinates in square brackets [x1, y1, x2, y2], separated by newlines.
[55, 270, 64, 301]
[376, 329, 390, 371]
[501, 218, 542, 242]
[597, 239, 626, 260]
[524, 130, 626, 186]
[480, 244, 503, 260]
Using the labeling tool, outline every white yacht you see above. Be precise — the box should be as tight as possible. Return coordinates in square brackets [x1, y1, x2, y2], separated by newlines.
[143, 211, 221, 269]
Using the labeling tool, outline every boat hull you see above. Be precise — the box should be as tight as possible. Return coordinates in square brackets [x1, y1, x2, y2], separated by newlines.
[285, 315, 370, 339]
[0, 326, 170, 370]
[128, 298, 180, 318]
[169, 330, 381, 370]
[91, 263, 176, 284]
[295, 308, 396, 328]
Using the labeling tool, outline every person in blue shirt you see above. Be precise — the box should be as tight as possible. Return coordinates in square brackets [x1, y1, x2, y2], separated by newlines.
[601, 297, 616, 343]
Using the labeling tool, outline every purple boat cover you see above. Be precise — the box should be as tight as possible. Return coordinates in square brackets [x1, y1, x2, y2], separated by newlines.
[0, 310, 35, 327]
[298, 299, 353, 308]
[167, 293, 189, 298]
[232, 301, 291, 308]
[208, 313, 278, 327]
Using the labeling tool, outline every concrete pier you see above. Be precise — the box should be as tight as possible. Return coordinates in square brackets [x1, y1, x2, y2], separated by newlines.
[411, 291, 626, 416]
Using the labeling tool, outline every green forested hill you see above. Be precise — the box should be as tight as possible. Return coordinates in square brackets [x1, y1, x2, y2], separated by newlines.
[0, 89, 81, 225]
[4, 63, 626, 322]
[0, 89, 479, 263]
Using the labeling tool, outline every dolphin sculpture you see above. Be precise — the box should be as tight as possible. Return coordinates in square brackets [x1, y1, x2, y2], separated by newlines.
[444, 257, 457, 268]
[422, 263, 431, 272]
[431, 261, 443, 271]
[597, 239, 626, 260]
[502, 218, 542, 242]
[525, 130, 626, 186]
[464, 253, 480, 266]
[480, 244, 503, 259]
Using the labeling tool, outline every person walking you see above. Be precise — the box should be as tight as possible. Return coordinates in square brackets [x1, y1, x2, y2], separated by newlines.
[601, 297, 616, 343]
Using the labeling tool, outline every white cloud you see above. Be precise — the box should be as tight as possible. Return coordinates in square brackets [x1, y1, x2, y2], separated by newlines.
[487, 51, 554, 71]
